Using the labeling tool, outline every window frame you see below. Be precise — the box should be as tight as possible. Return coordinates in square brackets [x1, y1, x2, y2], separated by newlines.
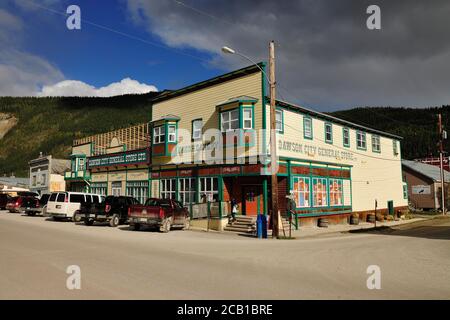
[167, 124, 177, 143]
[329, 178, 344, 206]
[220, 109, 239, 132]
[199, 177, 219, 202]
[312, 178, 328, 207]
[343, 127, 350, 147]
[393, 140, 399, 156]
[242, 107, 253, 130]
[153, 125, 166, 144]
[191, 119, 203, 141]
[303, 116, 313, 140]
[275, 109, 284, 133]
[356, 130, 367, 150]
[324, 122, 333, 144]
[160, 179, 176, 200]
[371, 134, 381, 153]
[292, 176, 311, 208]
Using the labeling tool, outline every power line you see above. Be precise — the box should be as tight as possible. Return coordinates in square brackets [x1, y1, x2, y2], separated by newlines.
[17, 0, 211, 63]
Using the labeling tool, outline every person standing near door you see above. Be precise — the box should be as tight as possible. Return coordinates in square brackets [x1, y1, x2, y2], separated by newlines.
[230, 198, 238, 222]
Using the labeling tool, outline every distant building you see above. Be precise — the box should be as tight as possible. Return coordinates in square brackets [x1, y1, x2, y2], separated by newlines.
[415, 157, 450, 171]
[402, 159, 450, 210]
[0, 176, 29, 192]
[28, 154, 70, 195]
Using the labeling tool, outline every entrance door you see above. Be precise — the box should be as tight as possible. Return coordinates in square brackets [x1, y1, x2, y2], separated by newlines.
[243, 186, 262, 216]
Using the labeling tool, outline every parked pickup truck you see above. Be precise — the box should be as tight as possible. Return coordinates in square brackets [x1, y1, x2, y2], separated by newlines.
[22, 194, 50, 216]
[79, 195, 139, 227]
[128, 198, 190, 232]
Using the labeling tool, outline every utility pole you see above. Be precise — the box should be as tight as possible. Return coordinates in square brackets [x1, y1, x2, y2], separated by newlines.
[269, 40, 279, 237]
[438, 114, 446, 214]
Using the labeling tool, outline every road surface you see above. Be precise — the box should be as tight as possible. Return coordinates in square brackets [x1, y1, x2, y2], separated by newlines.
[0, 211, 449, 299]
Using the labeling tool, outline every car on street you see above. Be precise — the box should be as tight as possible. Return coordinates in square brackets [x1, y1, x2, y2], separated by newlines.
[80, 195, 139, 227]
[128, 198, 190, 232]
[0, 193, 11, 210]
[6, 195, 37, 213]
[22, 194, 51, 216]
[46, 192, 104, 221]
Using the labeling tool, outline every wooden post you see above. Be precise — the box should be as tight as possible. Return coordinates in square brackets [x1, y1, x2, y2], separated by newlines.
[438, 114, 446, 214]
[269, 40, 279, 238]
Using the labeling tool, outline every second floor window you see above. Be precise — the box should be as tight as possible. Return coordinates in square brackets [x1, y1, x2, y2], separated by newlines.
[221, 109, 239, 132]
[153, 126, 165, 144]
[168, 125, 177, 143]
[372, 135, 381, 152]
[356, 131, 366, 150]
[243, 108, 253, 129]
[393, 140, 399, 155]
[276, 110, 283, 132]
[192, 119, 202, 140]
[343, 128, 350, 147]
[78, 158, 85, 171]
[304, 117, 313, 139]
[325, 123, 333, 143]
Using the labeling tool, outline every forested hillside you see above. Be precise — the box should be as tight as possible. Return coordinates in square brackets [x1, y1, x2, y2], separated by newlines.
[0, 94, 158, 177]
[330, 106, 450, 160]
[0, 93, 448, 178]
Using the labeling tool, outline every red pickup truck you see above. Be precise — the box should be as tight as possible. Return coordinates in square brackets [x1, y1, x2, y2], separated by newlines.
[128, 198, 190, 233]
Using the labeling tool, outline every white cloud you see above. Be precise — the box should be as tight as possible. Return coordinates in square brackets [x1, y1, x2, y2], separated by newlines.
[37, 78, 158, 97]
[0, 49, 64, 96]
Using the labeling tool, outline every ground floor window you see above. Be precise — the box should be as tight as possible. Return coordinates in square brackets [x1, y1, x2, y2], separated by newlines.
[292, 176, 310, 208]
[112, 181, 122, 196]
[312, 178, 328, 207]
[179, 178, 196, 205]
[160, 179, 176, 199]
[126, 181, 148, 204]
[91, 182, 107, 196]
[329, 179, 343, 206]
[199, 177, 218, 202]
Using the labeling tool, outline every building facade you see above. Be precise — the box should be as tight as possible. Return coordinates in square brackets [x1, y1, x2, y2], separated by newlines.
[65, 63, 408, 229]
[29, 154, 70, 195]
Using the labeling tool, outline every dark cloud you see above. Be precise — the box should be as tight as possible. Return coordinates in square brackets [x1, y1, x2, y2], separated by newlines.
[126, 0, 450, 110]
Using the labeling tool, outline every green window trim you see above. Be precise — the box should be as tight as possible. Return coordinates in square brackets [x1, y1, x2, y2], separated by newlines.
[371, 134, 381, 153]
[324, 122, 333, 144]
[275, 108, 284, 134]
[303, 116, 313, 140]
[343, 127, 350, 147]
[403, 183, 408, 199]
[356, 130, 367, 150]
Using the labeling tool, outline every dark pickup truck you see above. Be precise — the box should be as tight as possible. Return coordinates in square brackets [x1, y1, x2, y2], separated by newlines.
[22, 194, 50, 216]
[128, 198, 190, 233]
[79, 195, 139, 227]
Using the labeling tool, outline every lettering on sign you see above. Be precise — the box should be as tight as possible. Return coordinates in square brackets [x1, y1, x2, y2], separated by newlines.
[88, 151, 148, 168]
[278, 139, 356, 162]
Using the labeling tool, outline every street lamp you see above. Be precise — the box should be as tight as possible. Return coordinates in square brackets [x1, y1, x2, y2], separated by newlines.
[221, 42, 280, 238]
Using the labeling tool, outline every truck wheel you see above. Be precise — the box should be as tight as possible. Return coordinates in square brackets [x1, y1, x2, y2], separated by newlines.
[133, 223, 141, 231]
[160, 218, 171, 233]
[84, 219, 94, 226]
[73, 212, 81, 223]
[183, 218, 190, 230]
[110, 214, 120, 227]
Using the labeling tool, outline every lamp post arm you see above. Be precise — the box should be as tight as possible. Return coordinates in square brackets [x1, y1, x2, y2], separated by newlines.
[234, 52, 271, 85]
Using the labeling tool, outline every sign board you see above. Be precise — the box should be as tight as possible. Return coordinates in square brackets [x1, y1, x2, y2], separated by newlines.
[412, 185, 431, 195]
[88, 150, 148, 168]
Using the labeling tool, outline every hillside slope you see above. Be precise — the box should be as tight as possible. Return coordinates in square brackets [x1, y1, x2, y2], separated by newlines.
[0, 94, 158, 177]
[330, 105, 450, 160]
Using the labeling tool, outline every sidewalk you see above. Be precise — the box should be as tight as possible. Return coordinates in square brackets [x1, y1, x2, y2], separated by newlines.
[285, 217, 428, 239]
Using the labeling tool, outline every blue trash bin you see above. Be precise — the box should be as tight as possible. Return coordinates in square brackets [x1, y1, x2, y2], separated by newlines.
[261, 214, 268, 239]
[256, 214, 263, 238]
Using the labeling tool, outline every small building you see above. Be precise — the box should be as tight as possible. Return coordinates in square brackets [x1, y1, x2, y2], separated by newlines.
[0, 176, 30, 195]
[402, 159, 450, 210]
[415, 157, 450, 172]
[28, 154, 70, 195]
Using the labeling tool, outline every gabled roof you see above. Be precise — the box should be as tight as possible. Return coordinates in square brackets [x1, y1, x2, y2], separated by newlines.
[150, 114, 181, 124]
[216, 95, 259, 109]
[402, 159, 450, 182]
[151, 63, 264, 103]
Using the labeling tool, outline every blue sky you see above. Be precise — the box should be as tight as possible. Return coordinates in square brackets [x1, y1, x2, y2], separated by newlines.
[0, 0, 222, 95]
[1, 0, 449, 110]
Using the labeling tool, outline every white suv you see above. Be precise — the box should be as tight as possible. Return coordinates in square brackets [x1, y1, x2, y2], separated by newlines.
[46, 192, 103, 221]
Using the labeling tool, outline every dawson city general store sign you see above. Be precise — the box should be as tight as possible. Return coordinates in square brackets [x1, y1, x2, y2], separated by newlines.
[88, 150, 148, 168]
[278, 139, 356, 162]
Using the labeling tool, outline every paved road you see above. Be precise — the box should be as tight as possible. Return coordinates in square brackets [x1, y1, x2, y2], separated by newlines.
[0, 211, 449, 299]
